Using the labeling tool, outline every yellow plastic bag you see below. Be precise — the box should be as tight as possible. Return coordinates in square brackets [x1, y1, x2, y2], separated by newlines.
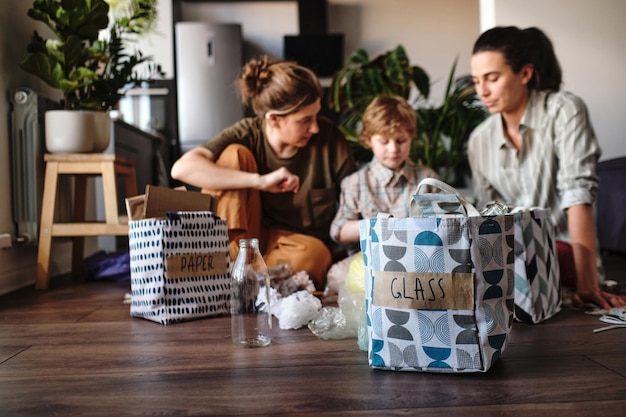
[344, 252, 365, 294]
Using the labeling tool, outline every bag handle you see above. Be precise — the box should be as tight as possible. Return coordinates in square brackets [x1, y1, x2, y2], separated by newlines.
[510, 206, 543, 213]
[411, 178, 481, 217]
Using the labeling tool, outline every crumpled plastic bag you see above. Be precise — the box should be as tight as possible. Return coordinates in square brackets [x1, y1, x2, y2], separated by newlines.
[308, 306, 354, 339]
[344, 252, 365, 293]
[325, 252, 354, 294]
[343, 252, 368, 350]
[309, 253, 367, 347]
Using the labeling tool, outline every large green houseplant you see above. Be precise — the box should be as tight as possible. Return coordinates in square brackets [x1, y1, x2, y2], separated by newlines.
[20, 0, 162, 152]
[328, 45, 487, 186]
[328, 45, 430, 161]
[412, 58, 487, 185]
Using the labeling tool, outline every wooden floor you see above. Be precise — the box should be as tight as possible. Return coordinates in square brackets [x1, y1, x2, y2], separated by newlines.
[1, 254, 625, 417]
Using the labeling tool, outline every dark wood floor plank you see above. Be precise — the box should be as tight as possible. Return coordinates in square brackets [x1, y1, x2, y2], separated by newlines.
[1, 329, 625, 413]
[298, 400, 626, 417]
[1, 357, 625, 416]
[0, 345, 30, 364]
[590, 353, 626, 378]
[505, 312, 626, 357]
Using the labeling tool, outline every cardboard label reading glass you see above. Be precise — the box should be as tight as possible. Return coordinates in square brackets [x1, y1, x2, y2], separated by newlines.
[373, 271, 475, 310]
[166, 252, 229, 280]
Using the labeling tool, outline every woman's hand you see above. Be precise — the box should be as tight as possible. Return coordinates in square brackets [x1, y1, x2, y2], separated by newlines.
[573, 290, 626, 310]
[259, 167, 300, 193]
[566, 205, 626, 310]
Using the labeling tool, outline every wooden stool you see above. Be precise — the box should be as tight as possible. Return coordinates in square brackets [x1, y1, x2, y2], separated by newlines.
[36, 153, 138, 289]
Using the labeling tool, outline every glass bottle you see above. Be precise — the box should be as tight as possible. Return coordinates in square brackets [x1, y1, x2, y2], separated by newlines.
[230, 238, 272, 347]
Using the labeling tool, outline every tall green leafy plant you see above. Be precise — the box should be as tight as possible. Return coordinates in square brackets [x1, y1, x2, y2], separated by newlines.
[413, 57, 488, 184]
[20, 0, 163, 111]
[328, 45, 430, 142]
[328, 46, 487, 185]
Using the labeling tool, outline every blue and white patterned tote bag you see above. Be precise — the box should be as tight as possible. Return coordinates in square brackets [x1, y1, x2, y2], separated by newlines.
[359, 179, 515, 372]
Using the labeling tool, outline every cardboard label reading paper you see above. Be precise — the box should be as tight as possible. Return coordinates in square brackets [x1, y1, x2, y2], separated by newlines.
[373, 271, 475, 310]
[165, 252, 229, 280]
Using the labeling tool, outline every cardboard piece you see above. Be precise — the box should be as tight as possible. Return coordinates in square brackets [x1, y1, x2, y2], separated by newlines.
[125, 185, 218, 221]
[125, 195, 145, 221]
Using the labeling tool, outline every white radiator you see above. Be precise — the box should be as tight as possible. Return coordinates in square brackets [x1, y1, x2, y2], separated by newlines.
[9, 88, 71, 246]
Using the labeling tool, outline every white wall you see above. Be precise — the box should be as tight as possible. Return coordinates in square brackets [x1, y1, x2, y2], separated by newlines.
[328, 0, 480, 103]
[135, 0, 175, 77]
[177, 0, 479, 105]
[489, 0, 626, 160]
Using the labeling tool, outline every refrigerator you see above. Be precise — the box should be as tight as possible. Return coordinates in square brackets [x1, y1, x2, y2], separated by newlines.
[175, 22, 244, 152]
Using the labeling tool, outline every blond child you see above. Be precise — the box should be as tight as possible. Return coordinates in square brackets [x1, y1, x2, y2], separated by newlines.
[330, 95, 438, 244]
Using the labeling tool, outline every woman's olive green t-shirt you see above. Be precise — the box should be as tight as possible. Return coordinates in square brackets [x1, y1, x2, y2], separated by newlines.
[203, 116, 356, 246]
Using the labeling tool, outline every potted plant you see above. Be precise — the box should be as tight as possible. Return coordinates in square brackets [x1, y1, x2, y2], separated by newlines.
[412, 58, 488, 185]
[328, 45, 430, 161]
[20, 0, 163, 153]
[328, 45, 487, 186]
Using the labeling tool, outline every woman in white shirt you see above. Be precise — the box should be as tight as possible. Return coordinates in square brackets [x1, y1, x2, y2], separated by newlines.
[469, 26, 625, 309]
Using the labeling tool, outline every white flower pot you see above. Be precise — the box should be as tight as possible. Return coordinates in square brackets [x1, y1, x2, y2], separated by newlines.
[44, 110, 111, 153]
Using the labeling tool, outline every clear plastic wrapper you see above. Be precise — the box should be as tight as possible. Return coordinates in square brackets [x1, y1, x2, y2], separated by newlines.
[309, 253, 367, 348]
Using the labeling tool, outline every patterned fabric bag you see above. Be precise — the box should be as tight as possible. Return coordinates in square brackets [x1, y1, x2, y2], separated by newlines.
[511, 208, 561, 323]
[128, 211, 231, 324]
[359, 179, 515, 372]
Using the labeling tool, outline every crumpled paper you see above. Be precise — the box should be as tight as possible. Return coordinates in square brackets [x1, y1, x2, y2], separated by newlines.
[274, 290, 322, 330]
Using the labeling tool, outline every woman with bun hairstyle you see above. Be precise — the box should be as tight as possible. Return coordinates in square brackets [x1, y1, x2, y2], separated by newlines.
[171, 56, 356, 289]
[469, 26, 626, 309]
